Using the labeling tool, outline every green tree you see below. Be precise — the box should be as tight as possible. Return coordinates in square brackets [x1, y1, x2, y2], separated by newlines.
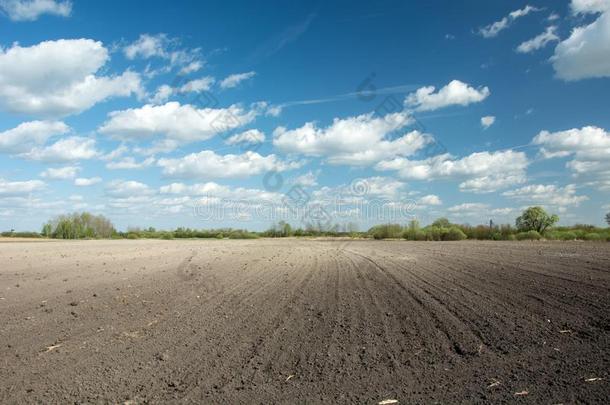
[45, 212, 116, 239]
[516, 206, 559, 234]
[41, 222, 52, 237]
[431, 217, 451, 228]
[606, 212, 610, 226]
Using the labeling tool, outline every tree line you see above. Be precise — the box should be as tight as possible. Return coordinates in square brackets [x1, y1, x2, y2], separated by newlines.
[1, 207, 609, 241]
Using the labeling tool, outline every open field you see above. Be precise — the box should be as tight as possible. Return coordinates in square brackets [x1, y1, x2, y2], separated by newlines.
[1, 239, 609, 403]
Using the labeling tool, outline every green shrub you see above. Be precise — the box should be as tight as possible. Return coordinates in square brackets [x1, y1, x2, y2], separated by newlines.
[583, 233, 602, 241]
[444, 227, 467, 241]
[369, 224, 403, 240]
[516, 230, 541, 240]
[544, 231, 578, 240]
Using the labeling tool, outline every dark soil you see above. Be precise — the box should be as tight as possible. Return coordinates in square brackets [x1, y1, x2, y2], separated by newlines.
[1, 239, 608, 403]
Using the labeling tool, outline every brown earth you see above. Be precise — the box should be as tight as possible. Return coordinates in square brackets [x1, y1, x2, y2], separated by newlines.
[0, 239, 609, 404]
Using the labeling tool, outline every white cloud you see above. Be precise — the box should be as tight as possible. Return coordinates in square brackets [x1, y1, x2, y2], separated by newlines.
[503, 184, 589, 207]
[74, 177, 102, 187]
[517, 26, 559, 53]
[179, 76, 215, 93]
[105, 180, 154, 198]
[178, 61, 204, 75]
[0, 39, 142, 117]
[548, 12, 560, 21]
[552, 7, 610, 80]
[292, 171, 318, 187]
[20, 136, 98, 162]
[106, 156, 155, 170]
[149, 85, 174, 105]
[0, 0, 71, 21]
[99, 102, 257, 145]
[40, 165, 79, 180]
[533, 126, 610, 157]
[273, 112, 430, 166]
[376, 150, 528, 193]
[448, 202, 489, 212]
[418, 194, 442, 206]
[100, 144, 129, 161]
[0, 120, 68, 153]
[445, 202, 518, 222]
[158, 150, 301, 179]
[124, 34, 171, 59]
[355, 176, 407, 199]
[159, 181, 281, 202]
[219, 71, 256, 89]
[481, 115, 496, 129]
[148, 77, 215, 104]
[533, 126, 610, 180]
[479, 5, 541, 38]
[225, 129, 265, 145]
[571, 0, 610, 14]
[0, 178, 45, 196]
[405, 80, 490, 112]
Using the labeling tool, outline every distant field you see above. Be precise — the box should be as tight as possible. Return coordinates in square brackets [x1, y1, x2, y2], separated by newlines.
[1, 239, 608, 403]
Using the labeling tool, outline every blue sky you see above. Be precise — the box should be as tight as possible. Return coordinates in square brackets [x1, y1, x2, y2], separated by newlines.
[0, 0, 609, 231]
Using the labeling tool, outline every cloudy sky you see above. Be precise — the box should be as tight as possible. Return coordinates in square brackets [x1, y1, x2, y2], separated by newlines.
[0, 0, 609, 231]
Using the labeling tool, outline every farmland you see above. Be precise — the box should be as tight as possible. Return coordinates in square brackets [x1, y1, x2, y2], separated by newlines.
[1, 239, 608, 403]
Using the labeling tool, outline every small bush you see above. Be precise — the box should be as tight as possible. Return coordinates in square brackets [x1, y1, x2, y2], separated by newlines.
[549, 231, 577, 241]
[444, 227, 467, 241]
[516, 230, 541, 240]
[583, 233, 602, 241]
[369, 224, 403, 240]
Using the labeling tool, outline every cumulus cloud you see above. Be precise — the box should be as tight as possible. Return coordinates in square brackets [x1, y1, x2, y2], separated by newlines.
[74, 177, 102, 186]
[418, 194, 442, 206]
[105, 180, 154, 198]
[0, 0, 71, 21]
[219, 71, 256, 89]
[105, 156, 155, 170]
[479, 5, 541, 38]
[0, 120, 69, 153]
[481, 115, 496, 129]
[376, 150, 528, 193]
[446, 202, 517, 221]
[533, 125, 610, 181]
[571, 0, 610, 14]
[0, 177, 45, 196]
[517, 26, 559, 53]
[503, 184, 589, 208]
[123, 34, 203, 75]
[160, 181, 281, 202]
[99, 102, 257, 145]
[149, 77, 215, 105]
[225, 129, 265, 146]
[179, 76, 215, 93]
[124, 33, 171, 59]
[292, 171, 318, 187]
[0, 39, 142, 117]
[19, 136, 99, 162]
[405, 80, 490, 112]
[552, 4, 610, 80]
[157, 150, 301, 179]
[40, 165, 79, 180]
[178, 61, 204, 75]
[149, 85, 174, 105]
[273, 111, 431, 166]
[448, 202, 489, 212]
